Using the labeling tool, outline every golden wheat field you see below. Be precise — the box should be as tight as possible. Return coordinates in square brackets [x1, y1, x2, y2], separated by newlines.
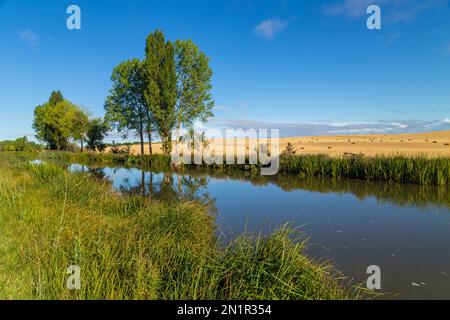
[105, 130, 450, 158]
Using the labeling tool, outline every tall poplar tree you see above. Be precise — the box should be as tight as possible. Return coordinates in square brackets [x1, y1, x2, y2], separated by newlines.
[144, 30, 177, 154]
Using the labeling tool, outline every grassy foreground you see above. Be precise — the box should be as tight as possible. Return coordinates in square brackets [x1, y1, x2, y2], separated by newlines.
[0, 154, 358, 300]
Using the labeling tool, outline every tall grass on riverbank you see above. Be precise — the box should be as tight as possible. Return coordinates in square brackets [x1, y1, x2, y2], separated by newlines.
[38, 150, 171, 170]
[0, 155, 357, 300]
[279, 154, 450, 186]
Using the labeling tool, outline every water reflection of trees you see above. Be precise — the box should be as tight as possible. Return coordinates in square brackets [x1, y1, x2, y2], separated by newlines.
[69, 163, 450, 210]
[116, 169, 216, 213]
[183, 167, 450, 210]
[66, 164, 108, 180]
[273, 176, 450, 209]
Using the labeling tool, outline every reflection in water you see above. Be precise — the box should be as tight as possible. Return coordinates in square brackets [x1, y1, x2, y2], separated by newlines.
[66, 163, 450, 299]
[180, 168, 450, 210]
[68, 164, 450, 210]
[70, 165, 217, 211]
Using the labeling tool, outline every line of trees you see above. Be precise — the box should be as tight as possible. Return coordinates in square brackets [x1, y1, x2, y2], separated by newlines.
[31, 30, 213, 155]
[105, 30, 214, 155]
[33, 91, 108, 151]
[0, 136, 42, 152]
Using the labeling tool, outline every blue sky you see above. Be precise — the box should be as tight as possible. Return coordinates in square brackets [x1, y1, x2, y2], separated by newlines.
[1, 0, 450, 140]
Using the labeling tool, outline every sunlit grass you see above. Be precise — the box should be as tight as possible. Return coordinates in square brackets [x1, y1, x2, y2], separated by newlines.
[279, 154, 450, 186]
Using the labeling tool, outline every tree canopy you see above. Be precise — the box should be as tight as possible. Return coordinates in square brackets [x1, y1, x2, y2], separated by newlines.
[0, 137, 42, 152]
[174, 39, 214, 132]
[48, 90, 64, 106]
[105, 59, 150, 155]
[86, 118, 109, 151]
[105, 30, 215, 155]
[33, 91, 93, 151]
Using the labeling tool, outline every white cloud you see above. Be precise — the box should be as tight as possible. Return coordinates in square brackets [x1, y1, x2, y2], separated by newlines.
[328, 128, 395, 134]
[390, 122, 408, 129]
[210, 118, 450, 137]
[19, 30, 40, 47]
[254, 18, 289, 40]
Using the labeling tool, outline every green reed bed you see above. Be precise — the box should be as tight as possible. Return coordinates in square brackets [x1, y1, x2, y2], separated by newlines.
[279, 154, 450, 186]
[37, 150, 171, 170]
[0, 154, 358, 300]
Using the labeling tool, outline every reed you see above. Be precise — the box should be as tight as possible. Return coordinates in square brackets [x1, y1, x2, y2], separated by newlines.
[38, 150, 171, 170]
[278, 154, 450, 186]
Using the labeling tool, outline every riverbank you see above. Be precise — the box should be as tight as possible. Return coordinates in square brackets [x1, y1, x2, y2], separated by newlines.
[0, 154, 358, 299]
[34, 151, 450, 186]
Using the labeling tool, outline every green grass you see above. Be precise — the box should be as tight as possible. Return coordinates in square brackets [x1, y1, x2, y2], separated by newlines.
[279, 154, 450, 186]
[0, 154, 358, 300]
[38, 150, 171, 170]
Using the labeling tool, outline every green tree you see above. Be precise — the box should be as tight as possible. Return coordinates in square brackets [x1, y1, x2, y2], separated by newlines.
[70, 108, 90, 152]
[48, 90, 64, 106]
[13, 136, 29, 151]
[34, 101, 72, 150]
[86, 118, 109, 151]
[105, 59, 150, 155]
[144, 30, 177, 154]
[174, 40, 214, 140]
[33, 92, 90, 151]
[0, 136, 42, 152]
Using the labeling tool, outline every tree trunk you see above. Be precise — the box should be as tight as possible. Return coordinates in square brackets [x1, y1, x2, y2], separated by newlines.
[176, 101, 183, 148]
[80, 140, 84, 153]
[163, 136, 168, 155]
[140, 131, 145, 156]
[139, 120, 145, 156]
[147, 131, 153, 155]
[176, 116, 181, 148]
[166, 133, 172, 154]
